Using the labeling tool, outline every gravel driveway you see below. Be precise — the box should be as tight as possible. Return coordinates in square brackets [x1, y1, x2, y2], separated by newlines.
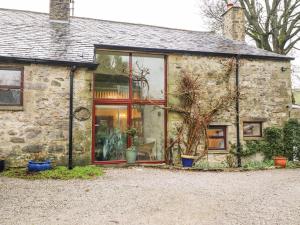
[1, 168, 300, 225]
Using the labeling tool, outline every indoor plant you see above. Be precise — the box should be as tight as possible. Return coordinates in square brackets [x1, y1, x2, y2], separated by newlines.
[125, 127, 138, 164]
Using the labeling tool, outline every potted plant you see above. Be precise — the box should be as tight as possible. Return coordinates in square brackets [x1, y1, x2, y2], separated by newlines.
[262, 127, 287, 168]
[168, 64, 236, 168]
[28, 151, 52, 172]
[125, 127, 138, 164]
[273, 156, 287, 168]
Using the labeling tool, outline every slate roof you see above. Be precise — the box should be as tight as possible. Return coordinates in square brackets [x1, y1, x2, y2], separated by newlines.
[0, 8, 292, 66]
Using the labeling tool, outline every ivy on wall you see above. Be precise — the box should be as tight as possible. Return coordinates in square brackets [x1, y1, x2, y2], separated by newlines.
[230, 119, 300, 161]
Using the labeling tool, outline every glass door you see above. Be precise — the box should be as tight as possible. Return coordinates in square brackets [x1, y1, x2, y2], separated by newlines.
[94, 105, 128, 161]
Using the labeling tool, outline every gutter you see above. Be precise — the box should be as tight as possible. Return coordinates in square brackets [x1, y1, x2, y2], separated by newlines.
[68, 65, 77, 170]
[235, 55, 242, 167]
[0, 56, 98, 69]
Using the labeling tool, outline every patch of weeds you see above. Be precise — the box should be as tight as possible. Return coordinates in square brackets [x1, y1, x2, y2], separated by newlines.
[242, 160, 274, 170]
[286, 161, 300, 169]
[194, 161, 228, 170]
[1, 166, 103, 180]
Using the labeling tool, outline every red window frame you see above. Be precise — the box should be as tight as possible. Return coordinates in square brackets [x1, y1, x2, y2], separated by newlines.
[92, 51, 168, 164]
[0, 67, 24, 106]
[208, 126, 227, 150]
[243, 121, 263, 137]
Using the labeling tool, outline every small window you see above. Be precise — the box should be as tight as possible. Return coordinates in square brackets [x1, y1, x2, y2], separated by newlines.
[208, 126, 226, 150]
[0, 68, 23, 106]
[243, 122, 262, 137]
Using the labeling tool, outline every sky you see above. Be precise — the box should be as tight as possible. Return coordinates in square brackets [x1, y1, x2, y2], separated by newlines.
[0, 0, 299, 86]
[0, 0, 206, 31]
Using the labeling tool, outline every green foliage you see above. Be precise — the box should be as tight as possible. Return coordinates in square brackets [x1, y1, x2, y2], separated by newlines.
[230, 120, 300, 161]
[126, 127, 139, 146]
[262, 127, 285, 159]
[126, 127, 137, 138]
[1, 166, 103, 180]
[286, 161, 300, 169]
[230, 141, 263, 158]
[283, 119, 300, 160]
[194, 161, 228, 169]
[242, 160, 274, 170]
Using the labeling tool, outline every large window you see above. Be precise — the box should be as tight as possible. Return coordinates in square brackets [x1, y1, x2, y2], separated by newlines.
[208, 126, 227, 150]
[93, 50, 166, 163]
[0, 68, 23, 106]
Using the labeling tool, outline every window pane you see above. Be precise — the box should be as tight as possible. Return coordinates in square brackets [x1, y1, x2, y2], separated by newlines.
[0, 70, 21, 86]
[0, 89, 21, 105]
[94, 52, 129, 99]
[94, 105, 127, 161]
[243, 122, 262, 137]
[208, 138, 225, 149]
[208, 128, 224, 137]
[132, 54, 164, 100]
[132, 105, 165, 160]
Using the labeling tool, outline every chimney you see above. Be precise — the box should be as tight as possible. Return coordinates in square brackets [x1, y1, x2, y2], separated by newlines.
[49, 0, 71, 21]
[222, 3, 245, 42]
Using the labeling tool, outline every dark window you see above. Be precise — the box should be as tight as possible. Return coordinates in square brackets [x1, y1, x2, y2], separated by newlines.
[243, 122, 262, 137]
[0, 68, 23, 106]
[208, 126, 227, 150]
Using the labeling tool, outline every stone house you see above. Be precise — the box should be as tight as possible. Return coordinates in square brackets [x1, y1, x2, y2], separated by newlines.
[0, 0, 293, 167]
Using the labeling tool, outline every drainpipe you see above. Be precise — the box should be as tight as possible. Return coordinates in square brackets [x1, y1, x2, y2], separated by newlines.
[68, 65, 77, 170]
[235, 55, 242, 167]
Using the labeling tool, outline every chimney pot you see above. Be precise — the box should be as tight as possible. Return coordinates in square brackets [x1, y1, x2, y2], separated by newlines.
[49, 0, 70, 21]
[222, 5, 245, 42]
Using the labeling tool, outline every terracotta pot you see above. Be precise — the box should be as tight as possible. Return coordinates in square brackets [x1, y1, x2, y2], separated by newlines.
[273, 156, 287, 168]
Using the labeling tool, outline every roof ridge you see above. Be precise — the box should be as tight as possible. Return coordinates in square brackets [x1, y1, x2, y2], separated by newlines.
[0, 7, 213, 34]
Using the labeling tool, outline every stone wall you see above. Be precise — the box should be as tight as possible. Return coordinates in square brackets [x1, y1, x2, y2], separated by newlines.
[0, 63, 93, 167]
[0, 54, 292, 167]
[167, 54, 292, 163]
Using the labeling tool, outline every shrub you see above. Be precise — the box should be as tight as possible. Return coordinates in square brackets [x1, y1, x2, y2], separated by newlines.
[283, 119, 300, 160]
[262, 127, 285, 159]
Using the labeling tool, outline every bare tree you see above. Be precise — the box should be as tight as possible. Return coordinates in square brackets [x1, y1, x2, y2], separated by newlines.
[200, 0, 300, 55]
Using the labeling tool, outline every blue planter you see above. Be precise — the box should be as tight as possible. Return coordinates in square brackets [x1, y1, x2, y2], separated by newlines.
[181, 157, 194, 167]
[28, 160, 51, 172]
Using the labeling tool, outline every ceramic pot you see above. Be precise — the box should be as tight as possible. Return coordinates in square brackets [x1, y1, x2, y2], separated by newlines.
[273, 156, 287, 168]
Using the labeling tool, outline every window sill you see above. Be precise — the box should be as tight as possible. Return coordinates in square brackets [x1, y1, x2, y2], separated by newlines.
[243, 136, 263, 141]
[208, 150, 229, 154]
[0, 105, 23, 111]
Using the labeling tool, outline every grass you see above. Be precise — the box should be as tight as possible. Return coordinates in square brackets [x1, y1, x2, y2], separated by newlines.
[1, 165, 104, 180]
[242, 160, 274, 170]
[194, 161, 228, 170]
[194, 159, 300, 171]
